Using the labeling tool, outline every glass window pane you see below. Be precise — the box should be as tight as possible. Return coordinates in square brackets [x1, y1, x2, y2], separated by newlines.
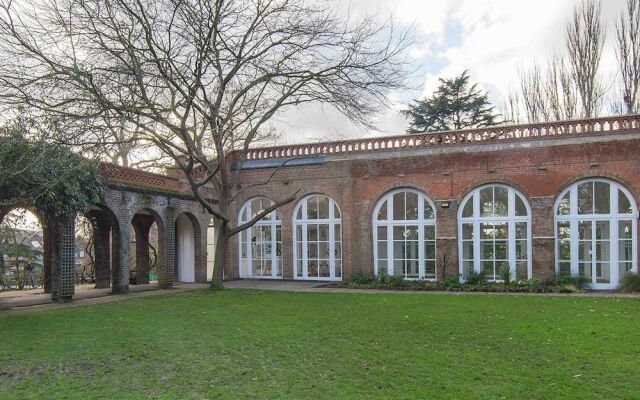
[393, 226, 405, 241]
[334, 204, 341, 219]
[307, 196, 319, 219]
[482, 242, 494, 259]
[462, 224, 474, 240]
[578, 182, 594, 214]
[318, 225, 329, 241]
[425, 243, 436, 260]
[393, 192, 405, 220]
[407, 226, 419, 241]
[515, 195, 527, 216]
[515, 240, 526, 260]
[558, 262, 571, 276]
[480, 223, 494, 239]
[619, 189, 633, 214]
[377, 200, 388, 220]
[557, 221, 570, 240]
[594, 182, 610, 214]
[557, 192, 570, 215]
[319, 242, 330, 258]
[377, 226, 387, 240]
[424, 202, 435, 220]
[558, 239, 571, 261]
[462, 241, 474, 259]
[377, 241, 388, 259]
[516, 262, 528, 280]
[494, 223, 508, 239]
[515, 222, 527, 239]
[425, 260, 436, 277]
[318, 196, 330, 219]
[334, 260, 342, 278]
[308, 243, 318, 258]
[619, 220, 632, 239]
[480, 187, 493, 217]
[308, 225, 318, 241]
[495, 241, 508, 260]
[462, 197, 473, 218]
[424, 225, 435, 240]
[494, 186, 508, 216]
[595, 221, 610, 240]
[405, 192, 419, 220]
[334, 224, 341, 241]
[578, 221, 592, 240]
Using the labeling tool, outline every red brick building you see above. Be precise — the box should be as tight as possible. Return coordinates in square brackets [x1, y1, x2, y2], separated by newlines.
[227, 115, 640, 289]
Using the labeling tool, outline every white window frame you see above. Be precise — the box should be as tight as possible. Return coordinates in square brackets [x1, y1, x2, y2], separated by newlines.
[292, 194, 342, 281]
[457, 184, 532, 281]
[372, 188, 437, 280]
[237, 197, 282, 279]
[554, 178, 638, 290]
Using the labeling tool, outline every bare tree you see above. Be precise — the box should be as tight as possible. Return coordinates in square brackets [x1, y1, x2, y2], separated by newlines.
[616, 0, 640, 114]
[566, 0, 606, 118]
[0, 0, 411, 287]
[545, 55, 578, 121]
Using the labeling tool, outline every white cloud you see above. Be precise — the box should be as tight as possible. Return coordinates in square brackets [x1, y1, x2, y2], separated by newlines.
[275, 0, 628, 144]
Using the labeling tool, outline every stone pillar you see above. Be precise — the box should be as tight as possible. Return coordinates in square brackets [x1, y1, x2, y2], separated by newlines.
[132, 214, 155, 285]
[159, 205, 176, 289]
[51, 215, 76, 302]
[112, 221, 130, 294]
[90, 211, 112, 289]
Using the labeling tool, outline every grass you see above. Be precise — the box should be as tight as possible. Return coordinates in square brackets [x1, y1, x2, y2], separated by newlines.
[1, 290, 640, 399]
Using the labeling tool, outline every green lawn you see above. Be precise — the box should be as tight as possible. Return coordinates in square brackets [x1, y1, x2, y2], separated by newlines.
[1, 290, 640, 399]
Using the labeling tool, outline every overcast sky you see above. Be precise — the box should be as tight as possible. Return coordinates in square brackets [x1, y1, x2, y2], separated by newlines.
[272, 0, 628, 144]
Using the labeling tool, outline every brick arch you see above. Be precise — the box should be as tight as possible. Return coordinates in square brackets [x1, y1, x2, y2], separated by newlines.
[174, 211, 203, 283]
[554, 171, 640, 206]
[129, 207, 166, 288]
[362, 181, 437, 217]
[86, 204, 122, 290]
[457, 178, 534, 206]
[292, 192, 343, 218]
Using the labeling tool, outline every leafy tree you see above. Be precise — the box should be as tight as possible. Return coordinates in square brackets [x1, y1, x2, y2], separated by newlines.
[404, 71, 501, 133]
[0, 123, 104, 218]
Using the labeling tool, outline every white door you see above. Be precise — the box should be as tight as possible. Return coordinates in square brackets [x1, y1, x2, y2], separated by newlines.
[177, 214, 195, 282]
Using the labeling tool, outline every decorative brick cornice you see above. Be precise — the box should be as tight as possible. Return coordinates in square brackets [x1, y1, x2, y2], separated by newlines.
[99, 163, 188, 194]
[236, 114, 640, 160]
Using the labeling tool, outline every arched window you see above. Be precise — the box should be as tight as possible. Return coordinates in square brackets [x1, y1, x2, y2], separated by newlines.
[293, 194, 342, 280]
[555, 179, 637, 289]
[458, 184, 531, 281]
[373, 189, 436, 280]
[238, 197, 282, 278]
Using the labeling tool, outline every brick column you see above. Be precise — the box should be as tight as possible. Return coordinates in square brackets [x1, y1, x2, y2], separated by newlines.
[159, 205, 176, 288]
[90, 210, 112, 289]
[531, 196, 555, 281]
[194, 214, 208, 283]
[51, 215, 76, 302]
[113, 220, 130, 294]
[132, 214, 155, 285]
[281, 203, 294, 279]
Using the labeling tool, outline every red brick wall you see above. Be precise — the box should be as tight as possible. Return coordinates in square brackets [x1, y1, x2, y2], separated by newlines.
[227, 134, 640, 281]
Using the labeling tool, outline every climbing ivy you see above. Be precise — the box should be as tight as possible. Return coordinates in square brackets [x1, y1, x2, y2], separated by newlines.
[0, 136, 105, 218]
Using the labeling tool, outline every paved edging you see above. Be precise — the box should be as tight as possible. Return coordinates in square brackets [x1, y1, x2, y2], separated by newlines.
[0, 284, 209, 317]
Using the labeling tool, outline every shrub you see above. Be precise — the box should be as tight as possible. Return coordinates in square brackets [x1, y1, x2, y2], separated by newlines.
[350, 273, 376, 285]
[443, 274, 460, 288]
[554, 274, 589, 289]
[388, 275, 408, 289]
[464, 269, 486, 285]
[378, 269, 390, 285]
[620, 272, 640, 292]
[500, 265, 513, 287]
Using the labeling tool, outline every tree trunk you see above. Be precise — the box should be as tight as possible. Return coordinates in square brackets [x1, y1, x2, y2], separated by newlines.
[210, 222, 228, 289]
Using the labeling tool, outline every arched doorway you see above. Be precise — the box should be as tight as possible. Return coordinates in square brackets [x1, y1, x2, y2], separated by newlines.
[555, 178, 638, 289]
[130, 208, 164, 287]
[175, 212, 200, 283]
